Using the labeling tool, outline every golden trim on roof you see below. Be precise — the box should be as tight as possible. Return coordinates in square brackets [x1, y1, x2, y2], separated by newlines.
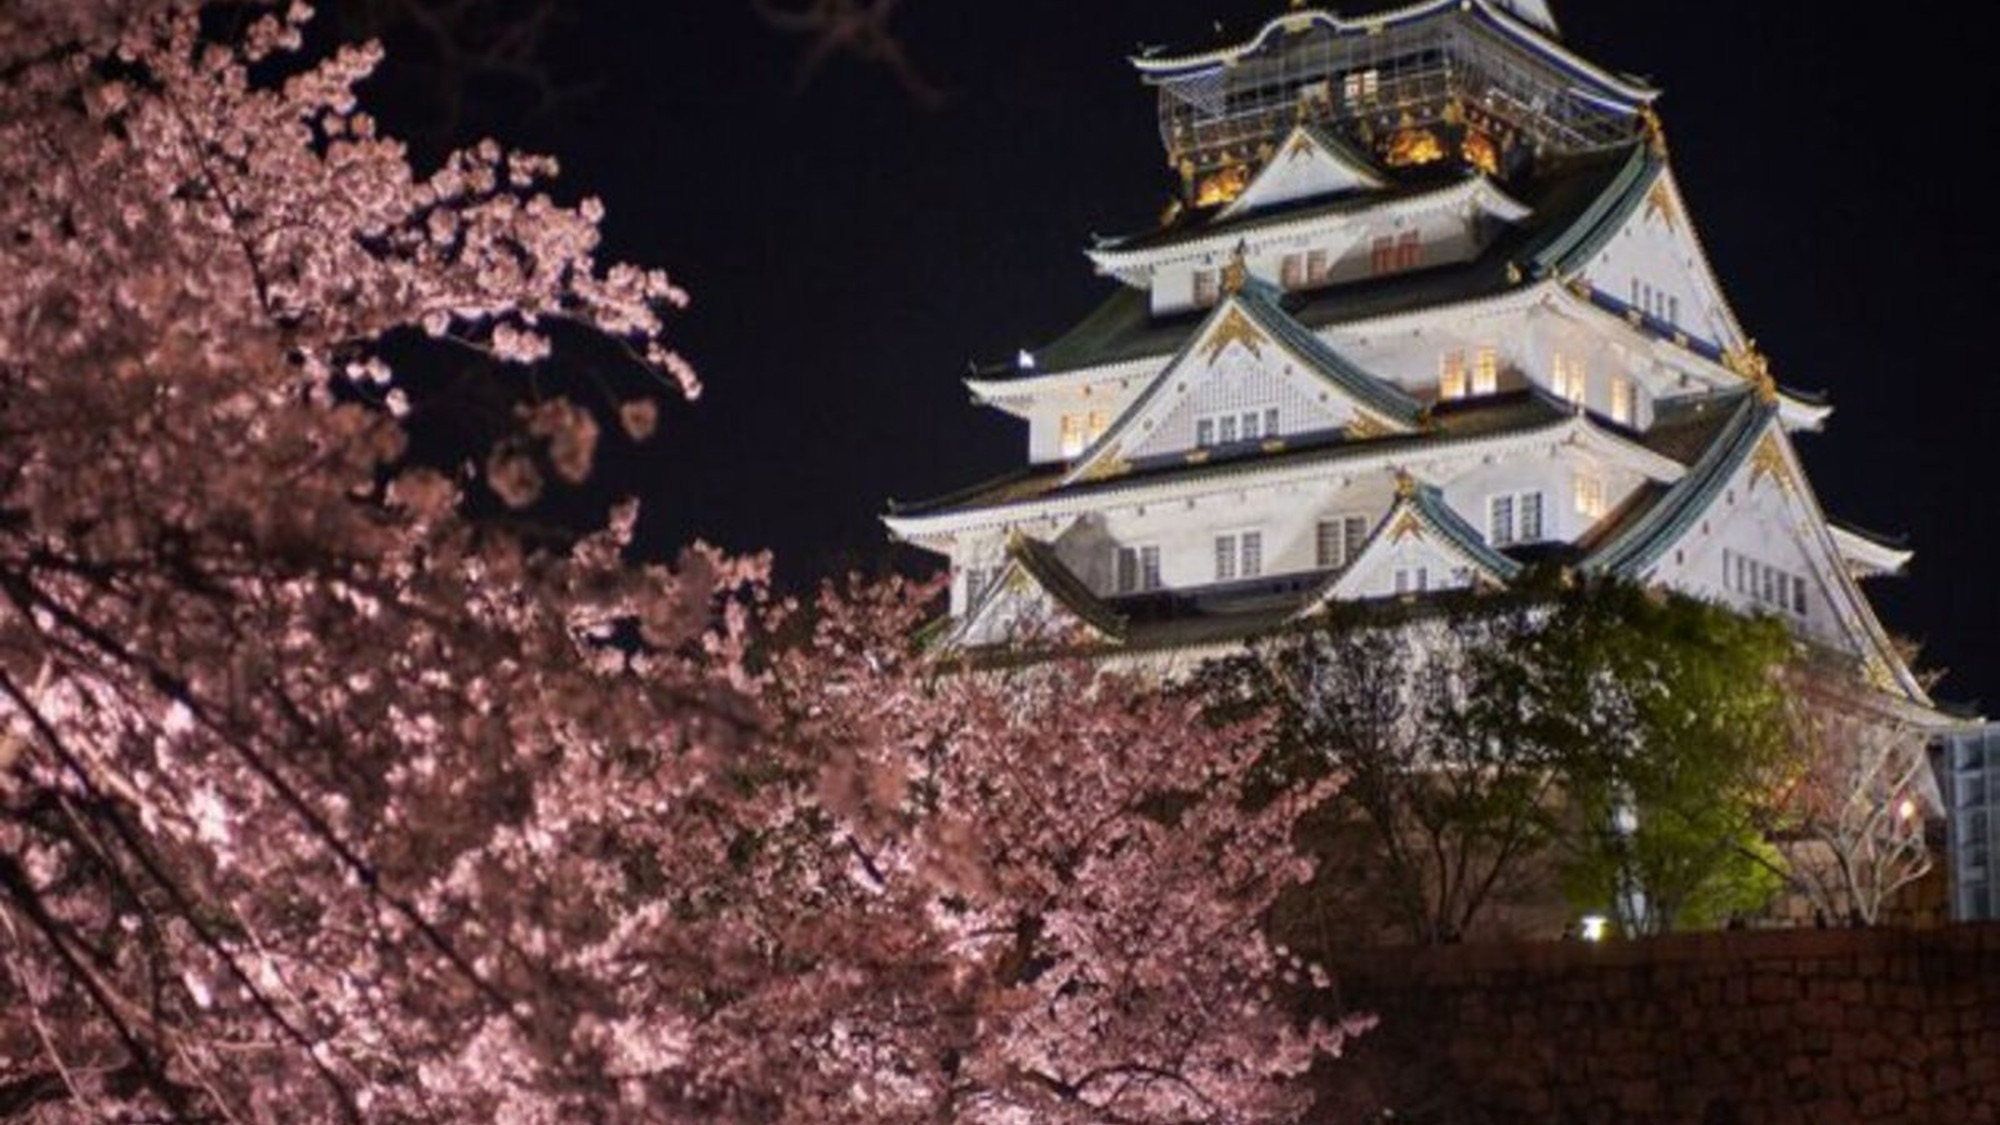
[1645, 179, 1680, 232]
[1390, 509, 1428, 543]
[1202, 306, 1267, 364]
[1346, 414, 1397, 440]
[1749, 433, 1796, 495]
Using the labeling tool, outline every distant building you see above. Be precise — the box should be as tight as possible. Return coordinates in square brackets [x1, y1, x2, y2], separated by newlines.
[1938, 726, 1998, 921]
[882, 0, 1940, 751]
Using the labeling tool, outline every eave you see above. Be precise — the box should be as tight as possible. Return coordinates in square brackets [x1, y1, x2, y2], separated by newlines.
[1088, 177, 1532, 283]
[1831, 524, 1914, 578]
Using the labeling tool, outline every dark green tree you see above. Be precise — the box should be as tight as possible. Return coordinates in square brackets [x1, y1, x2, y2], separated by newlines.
[1504, 580, 1795, 935]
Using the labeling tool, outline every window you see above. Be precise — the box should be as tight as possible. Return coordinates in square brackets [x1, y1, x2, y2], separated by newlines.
[1723, 549, 1810, 618]
[1197, 409, 1277, 449]
[1520, 491, 1544, 542]
[1489, 495, 1514, 546]
[1214, 533, 1262, 582]
[1059, 415, 1086, 458]
[1116, 545, 1162, 595]
[1281, 253, 1305, 291]
[1489, 490, 1544, 546]
[1553, 353, 1587, 405]
[1667, 295, 1680, 327]
[1394, 566, 1429, 595]
[1574, 474, 1607, 519]
[1193, 269, 1220, 308]
[1088, 412, 1109, 442]
[1610, 376, 1635, 425]
[1317, 515, 1370, 570]
[963, 566, 995, 608]
[1472, 347, 1500, 395]
[1395, 230, 1422, 271]
[1306, 249, 1331, 285]
[1342, 68, 1380, 105]
[1370, 236, 1396, 276]
[1440, 350, 1468, 400]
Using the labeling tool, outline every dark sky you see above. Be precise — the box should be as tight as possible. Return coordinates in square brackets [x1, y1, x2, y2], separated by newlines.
[363, 1, 2000, 706]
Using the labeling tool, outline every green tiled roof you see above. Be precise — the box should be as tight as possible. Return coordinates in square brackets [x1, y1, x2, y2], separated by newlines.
[892, 390, 1569, 521]
[1583, 391, 1774, 578]
[1024, 144, 1649, 377]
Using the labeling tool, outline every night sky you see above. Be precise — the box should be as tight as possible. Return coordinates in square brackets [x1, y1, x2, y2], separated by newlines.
[361, 1, 2000, 706]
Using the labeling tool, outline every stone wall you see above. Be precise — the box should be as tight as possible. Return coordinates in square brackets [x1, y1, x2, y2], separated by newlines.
[1317, 925, 2000, 1124]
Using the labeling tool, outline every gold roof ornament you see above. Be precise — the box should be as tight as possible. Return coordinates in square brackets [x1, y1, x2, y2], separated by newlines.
[1394, 470, 1420, 499]
[1724, 341, 1780, 403]
[1202, 306, 1268, 365]
[1220, 242, 1250, 294]
[1639, 106, 1669, 156]
[1748, 433, 1797, 495]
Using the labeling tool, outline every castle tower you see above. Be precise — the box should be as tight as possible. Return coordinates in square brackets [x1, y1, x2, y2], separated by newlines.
[884, 2, 1938, 727]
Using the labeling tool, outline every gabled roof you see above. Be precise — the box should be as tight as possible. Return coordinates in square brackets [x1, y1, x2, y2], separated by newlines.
[1090, 171, 1530, 270]
[1217, 122, 1387, 219]
[1296, 479, 1523, 615]
[1013, 144, 1642, 379]
[1583, 391, 1773, 578]
[950, 535, 1125, 650]
[887, 391, 1570, 532]
[1062, 280, 1425, 485]
[1829, 522, 1914, 578]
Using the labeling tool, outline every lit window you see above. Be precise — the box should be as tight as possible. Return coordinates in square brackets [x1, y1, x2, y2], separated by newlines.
[1472, 347, 1500, 395]
[1395, 230, 1421, 271]
[1342, 68, 1380, 104]
[1193, 270, 1220, 308]
[1439, 351, 1468, 400]
[1574, 475, 1606, 519]
[1610, 377, 1635, 425]
[1088, 411, 1110, 441]
[1317, 515, 1370, 570]
[1370, 236, 1396, 276]
[1553, 353, 1587, 405]
[1059, 414, 1086, 458]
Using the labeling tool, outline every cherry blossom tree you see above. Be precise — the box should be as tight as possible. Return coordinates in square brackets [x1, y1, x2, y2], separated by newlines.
[0, 4, 1358, 1120]
[1776, 682, 1936, 926]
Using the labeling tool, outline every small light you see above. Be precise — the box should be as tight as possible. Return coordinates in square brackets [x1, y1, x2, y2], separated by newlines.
[1581, 915, 1610, 943]
[1898, 798, 1919, 821]
[1017, 349, 1036, 370]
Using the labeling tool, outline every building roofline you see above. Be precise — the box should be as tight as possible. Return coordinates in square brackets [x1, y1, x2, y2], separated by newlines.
[1130, 2, 1659, 105]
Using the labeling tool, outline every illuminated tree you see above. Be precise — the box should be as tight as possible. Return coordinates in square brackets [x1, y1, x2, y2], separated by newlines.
[0, 5, 1357, 1120]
